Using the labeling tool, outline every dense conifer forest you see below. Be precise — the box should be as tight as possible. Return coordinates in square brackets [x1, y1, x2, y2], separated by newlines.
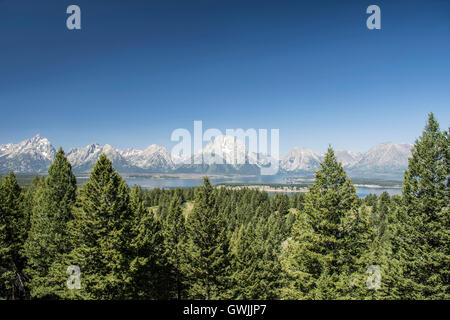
[0, 114, 448, 300]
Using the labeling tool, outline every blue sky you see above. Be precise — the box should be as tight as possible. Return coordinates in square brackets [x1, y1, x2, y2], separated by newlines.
[0, 0, 449, 155]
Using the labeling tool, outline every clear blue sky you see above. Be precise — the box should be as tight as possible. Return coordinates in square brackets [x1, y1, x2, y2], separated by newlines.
[0, 0, 449, 155]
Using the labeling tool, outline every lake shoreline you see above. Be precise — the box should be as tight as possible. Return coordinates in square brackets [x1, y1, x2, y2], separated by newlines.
[4, 173, 403, 197]
[217, 183, 402, 194]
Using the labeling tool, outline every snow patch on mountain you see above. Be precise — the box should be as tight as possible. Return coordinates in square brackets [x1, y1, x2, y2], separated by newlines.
[0, 134, 56, 173]
[335, 150, 363, 168]
[280, 147, 322, 172]
[66, 143, 131, 173]
[355, 142, 412, 169]
[120, 144, 174, 170]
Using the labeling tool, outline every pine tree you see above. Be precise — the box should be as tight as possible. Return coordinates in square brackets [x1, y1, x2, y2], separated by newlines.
[22, 176, 43, 235]
[128, 185, 168, 299]
[274, 194, 290, 215]
[394, 113, 449, 299]
[0, 172, 27, 299]
[229, 223, 258, 299]
[230, 213, 285, 299]
[359, 192, 402, 299]
[280, 147, 374, 299]
[24, 148, 77, 298]
[162, 195, 187, 299]
[184, 177, 229, 299]
[60, 154, 133, 299]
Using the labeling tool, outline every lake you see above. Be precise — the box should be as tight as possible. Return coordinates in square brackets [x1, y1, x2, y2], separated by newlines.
[121, 175, 402, 198]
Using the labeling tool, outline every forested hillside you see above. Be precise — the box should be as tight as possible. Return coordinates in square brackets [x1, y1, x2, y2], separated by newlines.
[0, 114, 448, 300]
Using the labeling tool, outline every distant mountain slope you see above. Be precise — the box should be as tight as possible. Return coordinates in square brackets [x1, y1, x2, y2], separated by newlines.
[0, 134, 56, 173]
[279, 148, 364, 173]
[347, 142, 412, 179]
[334, 150, 363, 167]
[354, 142, 412, 168]
[120, 144, 174, 171]
[280, 147, 322, 173]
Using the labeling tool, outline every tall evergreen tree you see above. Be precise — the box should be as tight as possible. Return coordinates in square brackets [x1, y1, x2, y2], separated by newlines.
[229, 223, 259, 299]
[60, 154, 133, 299]
[162, 195, 187, 299]
[184, 177, 229, 299]
[280, 147, 374, 299]
[128, 185, 168, 299]
[24, 148, 77, 298]
[0, 172, 27, 299]
[22, 176, 43, 236]
[394, 113, 449, 299]
[230, 214, 284, 299]
[358, 192, 403, 299]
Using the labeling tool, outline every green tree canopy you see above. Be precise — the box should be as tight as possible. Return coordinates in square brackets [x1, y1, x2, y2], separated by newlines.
[281, 147, 375, 299]
[62, 154, 133, 299]
[184, 177, 229, 299]
[0, 172, 27, 300]
[395, 113, 449, 299]
[24, 148, 77, 298]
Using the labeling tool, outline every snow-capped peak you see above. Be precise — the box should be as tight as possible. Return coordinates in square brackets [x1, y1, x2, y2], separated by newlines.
[0, 134, 56, 173]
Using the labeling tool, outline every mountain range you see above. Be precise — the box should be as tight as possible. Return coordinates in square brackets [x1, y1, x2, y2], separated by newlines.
[0, 134, 412, 179]
[279, 142, 412, 179]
